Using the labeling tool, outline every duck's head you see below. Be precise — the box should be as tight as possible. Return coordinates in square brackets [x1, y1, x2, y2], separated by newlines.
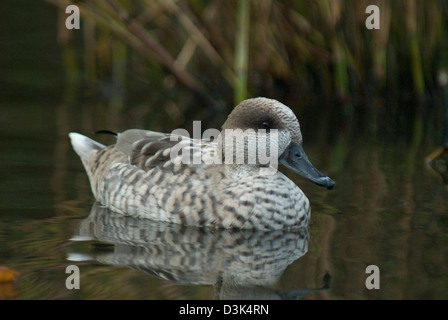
[221, 97, 335, 189]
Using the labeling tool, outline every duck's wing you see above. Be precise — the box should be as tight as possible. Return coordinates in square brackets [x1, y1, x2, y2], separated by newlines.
[115, 129, 167, 155]
[115, 129, 205, 171]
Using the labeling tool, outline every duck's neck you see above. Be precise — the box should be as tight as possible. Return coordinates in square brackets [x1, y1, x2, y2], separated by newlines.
[219, 130, 276, 162]
[223, 163, 279, 179]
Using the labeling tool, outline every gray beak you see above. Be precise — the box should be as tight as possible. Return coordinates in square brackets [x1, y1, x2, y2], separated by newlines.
[279, 142, 335, 190]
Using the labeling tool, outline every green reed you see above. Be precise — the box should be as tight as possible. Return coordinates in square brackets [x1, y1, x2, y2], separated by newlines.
[234, 0, 250, 105]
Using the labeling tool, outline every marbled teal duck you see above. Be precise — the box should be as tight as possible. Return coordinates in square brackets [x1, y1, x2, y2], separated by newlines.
[69, 97, 334, 229]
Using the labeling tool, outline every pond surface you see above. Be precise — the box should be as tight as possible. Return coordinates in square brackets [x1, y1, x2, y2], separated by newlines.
[1, 1, 448, 300]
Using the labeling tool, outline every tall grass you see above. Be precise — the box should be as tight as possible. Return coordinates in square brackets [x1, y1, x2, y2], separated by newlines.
[47, 0, 448, 123]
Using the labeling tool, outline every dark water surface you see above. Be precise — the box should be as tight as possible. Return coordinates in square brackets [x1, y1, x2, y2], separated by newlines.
[1, 1, 448, 300]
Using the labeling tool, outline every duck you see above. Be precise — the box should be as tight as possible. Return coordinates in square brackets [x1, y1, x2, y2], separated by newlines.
[69, 97, 334, 230]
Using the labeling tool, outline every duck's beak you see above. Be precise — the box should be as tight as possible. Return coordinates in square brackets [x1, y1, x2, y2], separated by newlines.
[279, 142, 335, 190]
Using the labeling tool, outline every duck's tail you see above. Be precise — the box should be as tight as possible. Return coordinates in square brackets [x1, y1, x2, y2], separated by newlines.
[69, 132, 105, 162]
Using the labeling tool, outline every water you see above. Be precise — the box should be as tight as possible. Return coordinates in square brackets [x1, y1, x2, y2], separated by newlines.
[1, 1, 448, 300]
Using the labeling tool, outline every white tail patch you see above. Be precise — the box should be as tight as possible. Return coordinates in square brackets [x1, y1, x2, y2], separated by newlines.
[69, 132, 105, 161]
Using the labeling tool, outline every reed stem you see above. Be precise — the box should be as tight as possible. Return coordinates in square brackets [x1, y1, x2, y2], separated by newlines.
[234, 0, 250, 105]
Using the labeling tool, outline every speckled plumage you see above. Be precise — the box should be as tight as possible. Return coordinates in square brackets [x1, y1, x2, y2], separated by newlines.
[69, 97, 334, 230]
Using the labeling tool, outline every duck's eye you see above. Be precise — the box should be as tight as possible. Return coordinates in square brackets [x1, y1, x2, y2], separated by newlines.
[260, 121, 271, 131]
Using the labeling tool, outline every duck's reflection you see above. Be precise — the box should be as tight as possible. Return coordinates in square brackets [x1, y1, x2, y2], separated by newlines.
[68, 202, 329, 299]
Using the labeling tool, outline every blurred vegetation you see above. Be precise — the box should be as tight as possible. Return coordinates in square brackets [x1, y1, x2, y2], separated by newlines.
[44, 0, 448, 141]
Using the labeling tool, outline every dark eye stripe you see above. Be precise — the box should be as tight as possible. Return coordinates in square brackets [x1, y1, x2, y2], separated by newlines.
[260, 121, 271, 130]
